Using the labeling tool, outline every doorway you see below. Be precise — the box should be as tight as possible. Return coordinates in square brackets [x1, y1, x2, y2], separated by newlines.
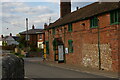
[53, 38, 65, 63]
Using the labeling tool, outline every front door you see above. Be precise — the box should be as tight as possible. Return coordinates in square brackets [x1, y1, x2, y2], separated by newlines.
[58, 45, 64, 63]
[53, 38, 65, 63]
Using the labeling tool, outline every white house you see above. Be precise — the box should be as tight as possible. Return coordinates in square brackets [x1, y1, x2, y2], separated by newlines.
[6, 36, 19, 45]
[0, 37, 2, 46]
[2, 36, 19, 46]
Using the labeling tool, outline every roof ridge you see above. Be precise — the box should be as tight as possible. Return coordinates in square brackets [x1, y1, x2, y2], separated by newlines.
[48, 2, 119, 28]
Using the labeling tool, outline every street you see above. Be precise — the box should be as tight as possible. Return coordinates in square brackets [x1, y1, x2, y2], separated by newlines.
[24, 58, 109, 79]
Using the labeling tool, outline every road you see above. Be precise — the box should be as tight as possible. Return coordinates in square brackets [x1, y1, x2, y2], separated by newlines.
[24, 58, 110, 79]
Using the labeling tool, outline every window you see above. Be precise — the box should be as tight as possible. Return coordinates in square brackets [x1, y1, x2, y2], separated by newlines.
[68, 40, 73, 53]
[28, 35, 30, 40]
[46, 41, 49, 54]
[26, 35, 30, 41]
[52, 28, 55, 35]
[68, 23, 72, 32]
[110, 9, 120, 24]
[90, 17, 98, 28]
[39, 34, 42, 40]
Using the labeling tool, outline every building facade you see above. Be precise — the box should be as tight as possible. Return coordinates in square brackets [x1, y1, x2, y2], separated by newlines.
[37, 32, 45, 49]
[44, 1, 120, 72]
[19, 25, 44, 49]
[2, 33, 19, 46]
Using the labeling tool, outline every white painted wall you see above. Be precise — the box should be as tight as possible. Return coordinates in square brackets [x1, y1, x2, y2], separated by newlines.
[0, 41, 2, 46]
[38, 42, 43, 49]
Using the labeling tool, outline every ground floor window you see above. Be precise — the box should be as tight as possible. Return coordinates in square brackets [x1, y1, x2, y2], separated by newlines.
[45, 41, 49, 54]
[68, 40, 73, 53]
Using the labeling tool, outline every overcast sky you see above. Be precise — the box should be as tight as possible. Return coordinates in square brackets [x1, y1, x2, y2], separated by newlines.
[1, 0, 98, 36]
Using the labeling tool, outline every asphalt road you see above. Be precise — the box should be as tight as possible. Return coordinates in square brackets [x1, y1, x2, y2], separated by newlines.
[24, 58, 108, 79]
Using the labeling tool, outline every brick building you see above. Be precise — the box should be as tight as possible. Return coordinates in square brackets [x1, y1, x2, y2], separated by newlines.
[20, 25, 45, 49]
[44, 1, 120, 72]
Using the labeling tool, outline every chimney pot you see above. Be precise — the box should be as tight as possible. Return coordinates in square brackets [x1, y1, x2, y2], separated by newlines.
[1, 35, 3, 38]
[76, 7, 79, 10]
[44, 23, 48, 29]
[10, 33, 12, 36]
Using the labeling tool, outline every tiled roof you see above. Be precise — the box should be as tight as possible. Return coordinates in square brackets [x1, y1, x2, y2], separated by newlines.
[47, 2, 120, 29]
[19, 29, 44, 35]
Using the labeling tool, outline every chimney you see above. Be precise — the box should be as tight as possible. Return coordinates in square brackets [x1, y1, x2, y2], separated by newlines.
[32, 25, 35, 29]
[44, 23, 48, 29]
[10, 33, 12, 36]
[1, 35, 3, 38]
[60, 0, 71, 18]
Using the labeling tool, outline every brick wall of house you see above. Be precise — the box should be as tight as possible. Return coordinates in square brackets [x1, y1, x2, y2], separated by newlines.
[45, 13, 119, 72]
[21, 34, 37, 47]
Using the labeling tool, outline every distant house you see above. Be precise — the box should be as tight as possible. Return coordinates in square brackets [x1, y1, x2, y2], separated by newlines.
[19, 25, 45, 49]
[2, 33, 19, 46]
[0, 37, 2, 46]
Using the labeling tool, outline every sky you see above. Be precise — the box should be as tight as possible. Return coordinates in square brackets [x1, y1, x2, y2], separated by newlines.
[0, 0, 102, 36]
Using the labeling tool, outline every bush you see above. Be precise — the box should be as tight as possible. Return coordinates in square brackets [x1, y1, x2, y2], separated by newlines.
[2, 45, 16, 50]
[12, 52, 25, 58]
[18, 36, 27, 48]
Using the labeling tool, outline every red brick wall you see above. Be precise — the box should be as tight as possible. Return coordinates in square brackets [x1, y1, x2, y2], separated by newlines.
[45, 13, 119, 72]
[21, 34, 37, 47]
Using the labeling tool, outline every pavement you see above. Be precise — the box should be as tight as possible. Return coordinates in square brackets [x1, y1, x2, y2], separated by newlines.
[24, 57, 119, 79]
[0, 56, 2, 79]
[42, 60, 119, 78]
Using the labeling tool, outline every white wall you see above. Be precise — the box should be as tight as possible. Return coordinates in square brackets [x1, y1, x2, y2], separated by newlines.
[0, 41, 2, 46]
[38, 42, 43, 49]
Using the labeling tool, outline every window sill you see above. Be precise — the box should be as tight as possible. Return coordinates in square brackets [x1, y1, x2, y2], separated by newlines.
[69, 52, 73, 53]
[90, 26, 98, 29]
[68, 31, 72, 32]
[110, 22, 120, 25]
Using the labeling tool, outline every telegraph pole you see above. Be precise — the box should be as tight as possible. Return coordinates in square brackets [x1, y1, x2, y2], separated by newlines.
[26, 18, 28, 47]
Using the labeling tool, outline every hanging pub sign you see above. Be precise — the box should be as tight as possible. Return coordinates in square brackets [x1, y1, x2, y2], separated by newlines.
[65, 48, 68, 54]
[58, 45, 64, 62]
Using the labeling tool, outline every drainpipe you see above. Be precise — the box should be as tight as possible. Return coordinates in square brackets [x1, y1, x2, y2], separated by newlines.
[64, 27, 66, 63]
[98, 19, 101, 70]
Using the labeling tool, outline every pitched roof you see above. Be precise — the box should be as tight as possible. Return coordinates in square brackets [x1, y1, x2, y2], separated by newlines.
[47, 2, 120, 29]
[19, 29, 44, 35]
[2, 36, 19, 41]
[2, 36, 9, 41]
[12, 36, 20, 41]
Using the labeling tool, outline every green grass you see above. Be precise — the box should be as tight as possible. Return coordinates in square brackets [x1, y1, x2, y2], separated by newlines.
[11, 52, 25, 58]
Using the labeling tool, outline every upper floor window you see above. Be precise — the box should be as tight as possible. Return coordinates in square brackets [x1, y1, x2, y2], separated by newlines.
[90, 17, 98, 28]
[110, 9, 120, 24]
[68, 23, 72, 32]
[26, 35, 30, 41]
[39, 34, 42, 40]
[45, 41, 49, 54]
